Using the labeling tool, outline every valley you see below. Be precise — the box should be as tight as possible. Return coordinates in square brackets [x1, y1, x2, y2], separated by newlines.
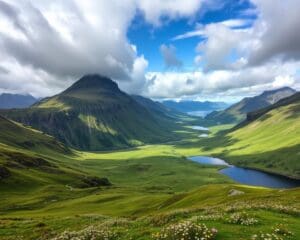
[0, 75, 299, 240]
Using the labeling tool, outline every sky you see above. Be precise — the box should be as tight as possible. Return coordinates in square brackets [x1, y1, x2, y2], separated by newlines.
[0, 0, 300, 102]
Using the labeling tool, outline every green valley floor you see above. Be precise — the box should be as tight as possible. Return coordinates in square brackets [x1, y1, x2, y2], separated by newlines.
[0, 124, 299, 239]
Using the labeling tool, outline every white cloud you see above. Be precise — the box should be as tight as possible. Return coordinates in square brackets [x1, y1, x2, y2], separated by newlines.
[248, 0, 300, 65]
[0, 0, 204, 97]
[272, 75, 295, 89]
[144, 61, 300, 99]
[0, 0, 299, 100]
[160, 44, 182, 68]
[137, 0, 204, 26]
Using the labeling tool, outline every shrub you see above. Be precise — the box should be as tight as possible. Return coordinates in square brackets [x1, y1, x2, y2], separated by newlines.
[152, 221, 217, 240]
[51, 226, 117, 240]
[251, 232, 283, 240]
[272, 224, 293, 237]
[226, 212, 258, 225]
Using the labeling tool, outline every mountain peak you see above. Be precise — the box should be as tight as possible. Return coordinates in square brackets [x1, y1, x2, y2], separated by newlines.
[260, 86, 296, 96]
[64, 74, 119, 93]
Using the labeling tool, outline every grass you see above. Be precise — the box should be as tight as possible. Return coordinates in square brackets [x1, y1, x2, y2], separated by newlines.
[0, 110, 300, 239]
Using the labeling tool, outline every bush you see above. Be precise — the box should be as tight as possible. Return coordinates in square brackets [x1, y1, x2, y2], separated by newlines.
[226, 212, 258, 225]
[51, 226, 117, 240]
[251, 232, 283, 240]
[152, 221, 217, 240]
[272, 224, 293, 237]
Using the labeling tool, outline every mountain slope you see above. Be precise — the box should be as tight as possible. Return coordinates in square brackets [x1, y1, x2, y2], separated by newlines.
[219, 92, 300, 178]
[0, 115, 110, 189]
[1, 75, 179, 150]
[132, 95, 189, 119]
[0, 93, 37, 109]
[206, 87, 296, 124]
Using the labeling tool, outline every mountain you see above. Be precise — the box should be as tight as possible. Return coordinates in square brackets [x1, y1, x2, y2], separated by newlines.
[0, 75, 179, 150]
[0, 115, 111, 187]
[219, 92, 300, 178]
[162, 100, 228, 114]
[132, 95, 188, 119]
[0, 93, 37, 109]
[206, 87, 296, 124]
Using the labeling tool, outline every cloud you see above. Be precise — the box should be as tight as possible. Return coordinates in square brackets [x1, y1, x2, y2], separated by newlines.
[160, 44, 182, 68]
[0, 0, 299, 101]
[144, 61, 300, 99]
[173, 0, 300, 72]
[248, 0, 300, 65]
[172, 19, 252, 40]
[0, 0, 203, 97]
[137, 0, 204, 26]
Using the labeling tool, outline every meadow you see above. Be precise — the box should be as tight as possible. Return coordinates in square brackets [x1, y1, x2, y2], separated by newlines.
[0, 123, 300, 239]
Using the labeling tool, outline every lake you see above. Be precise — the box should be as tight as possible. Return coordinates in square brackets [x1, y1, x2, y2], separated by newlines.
[188, 111, 212, 117]
[188, 156, 300, 188]
[192, 126, 209, 131]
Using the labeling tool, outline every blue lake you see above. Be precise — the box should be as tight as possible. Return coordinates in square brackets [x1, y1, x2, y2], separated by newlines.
[188, 156, 300, 189]
[192, 126, 209, 131]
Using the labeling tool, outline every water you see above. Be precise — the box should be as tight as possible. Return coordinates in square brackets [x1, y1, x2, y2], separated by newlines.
[189, 156, 229, 166]
[188, 111, 212, 117]
[199, 134, 209, 138]
[192, 126, 209, 131]
[188, 156, 300, 188]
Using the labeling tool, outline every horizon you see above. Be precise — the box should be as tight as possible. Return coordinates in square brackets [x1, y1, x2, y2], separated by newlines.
[0, 0, 300, 102]
[0, 74, 297, 104]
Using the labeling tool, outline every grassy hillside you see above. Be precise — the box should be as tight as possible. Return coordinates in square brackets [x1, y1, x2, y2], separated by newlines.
[206, 87, 296, 124]
[219, 92, 300, 178]
[0, 92, 299, 239]
[1, 75, 184, 151]
[0, 116, 112, 198]
[0, 138, 299, 239]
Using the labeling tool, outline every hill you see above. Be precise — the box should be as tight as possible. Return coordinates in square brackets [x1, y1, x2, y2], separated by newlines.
[0, 115, 111, 189]
[0, 75, 180, 150]
[216, 92, 300, 178]
[206, 87, 296, 124]
[0, 93, 37, 109]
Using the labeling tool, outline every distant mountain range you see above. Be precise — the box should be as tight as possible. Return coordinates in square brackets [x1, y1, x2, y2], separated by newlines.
[162, 100, 229, 114]
[0, 93, 37, 109]
[0, 75, 182, 151]
[206, 87, 296, 124]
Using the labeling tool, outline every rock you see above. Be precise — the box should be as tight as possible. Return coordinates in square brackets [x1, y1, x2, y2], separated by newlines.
[80, 176, 111, 188]
[228, 189, 245, 196]
[0, 166, 11, 180]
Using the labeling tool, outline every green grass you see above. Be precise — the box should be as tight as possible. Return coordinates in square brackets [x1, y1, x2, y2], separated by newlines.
[0, 110, 300, 239]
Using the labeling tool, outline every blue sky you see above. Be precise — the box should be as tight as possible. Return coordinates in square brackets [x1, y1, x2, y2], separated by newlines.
[128, 0, 256, 72]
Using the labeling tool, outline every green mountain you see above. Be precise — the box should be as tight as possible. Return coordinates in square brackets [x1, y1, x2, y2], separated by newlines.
[0, 75, 179, 150]
[0, 115, 110, 188]
[206, 87, 296, 124]
[219, 92, 300, 178]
